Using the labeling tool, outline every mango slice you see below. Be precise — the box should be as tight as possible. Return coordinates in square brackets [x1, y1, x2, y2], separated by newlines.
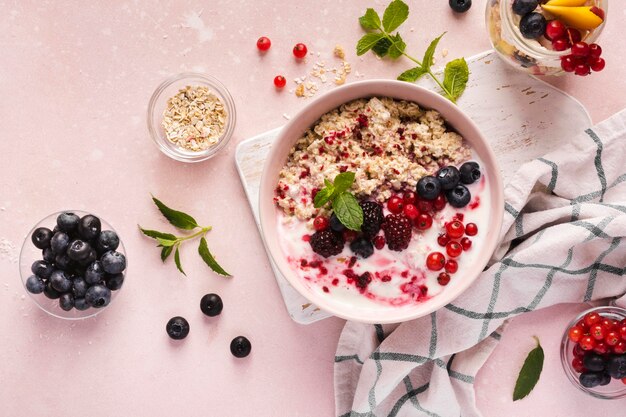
[544, 0, 587, 6]
[541, 5, 604, 30]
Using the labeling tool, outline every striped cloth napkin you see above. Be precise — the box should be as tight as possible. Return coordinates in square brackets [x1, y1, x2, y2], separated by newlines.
[334, 109, 626, 417]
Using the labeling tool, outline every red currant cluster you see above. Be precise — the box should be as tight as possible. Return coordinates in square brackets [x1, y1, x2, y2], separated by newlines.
[386, 190, 447, 232]
[256, 36, 308, 89]
[545, 20, 606, 77]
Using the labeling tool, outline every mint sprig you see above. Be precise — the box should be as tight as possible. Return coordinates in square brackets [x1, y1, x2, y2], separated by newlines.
[513, 336, 544, 401]
[139, 196, 231, 277]
[357, 0, 469, 103]
[314, 172, 363, 231]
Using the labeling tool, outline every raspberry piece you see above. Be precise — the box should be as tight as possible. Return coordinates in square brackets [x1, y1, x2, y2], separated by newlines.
[309, 230, 345, 258]
[381, 214, 412, 251]
[360, 201, 384, 238]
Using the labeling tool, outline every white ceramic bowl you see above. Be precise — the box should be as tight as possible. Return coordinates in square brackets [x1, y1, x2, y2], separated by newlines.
[259, 80, 504, 323]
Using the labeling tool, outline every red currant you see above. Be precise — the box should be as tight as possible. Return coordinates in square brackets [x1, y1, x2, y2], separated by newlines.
[573, 343, 585, 357]
[274, 75, 287, 88]
[373, 235, 386, 250]
[403, 191, 417, 205]
[445, 259, 458, 274]
[589, 57, 605, 72]
[446, 241, 462, 258]
[568, 325, 584, 343]
[588, 43, 602, 58]
[437, 272, 451, 286]
[416, 199, 434, 213]
[387, 196, 404, 214]
[574, 64, 590, 76]
[593, 342, 609, 355]
[601, 318, 616, 330]
[561, 56, 576, 73]
[426, 252, 446, 271]
[584, 312, 602, 327]
[579, 335, 596, 351]
[572, 356, 585, 373]
[618, 324, 626, 341]
[403, 204, 420, 220]
[460, 237, 472, 251]
[567, 28, 582, 44]
[433, 194, 447, 211]
[414, 213, 433, 230]
[437, 233, 450, 247]
[552, 38, 570, 51]
[613, 341, 626, 354]
[293, 43, 308, 59]
[622, 377, 626, 385]
[589, 323, 605, 340]
[313, 216, 329, 231]
[446, 220, 465, 239]
[465, 223, 478, 236]
[577, 319, 588, 331]
[545, 20, 567, 41]
[605, 331, 620, 346]
[256, 36, 271, 51]
[571, 42, 590, 57]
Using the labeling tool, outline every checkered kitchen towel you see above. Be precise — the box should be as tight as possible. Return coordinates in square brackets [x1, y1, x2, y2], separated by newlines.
[334, 109, 626, 417]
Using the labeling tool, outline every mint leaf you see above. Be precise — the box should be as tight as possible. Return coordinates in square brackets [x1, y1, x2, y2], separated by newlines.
[198, 237, 231, 277]
[388, 33, 406, 59]
[333, 172, 355, 195]
[382, 0, 409, 32]
[152, 196, 199, 230]
[422, 33, 445, 70]
[332, 192, 363, 231]
[324, 179, 333, 188]
[356, 32, 385, 56]
[513, 337, 544, 401]
[174, 246, 185, 275]
[139, 227, 176, 241]
[443, 58, 469, 102]
[372, 37, 392, 57]
[161, 246, 173, 262]
[398, 66, 427, 82]
[157, 237, 177, 247]
[314, 187, 334, 208]
[359, 8, 381, 30]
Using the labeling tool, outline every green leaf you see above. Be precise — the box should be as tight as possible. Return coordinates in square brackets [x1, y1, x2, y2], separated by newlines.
[161, 246, 173, 262]
[422, 33, 445, 70]
[397, 66, 428, 82]
[174, 246, 185, 275]
[359, 8, 381, 30]
[324, 179, 333, 188]
[198, 237, 231, 277]
[382, 0, 409, 32]
[151, 196, 199, 230]
[372, 37, 392, 57]
[388, 33, 406, 59]
[513, 337, 544, 401]
[356, 32, 385, 56]
[138, 226, 177, 241]
[332, 172, 355, 195]
[313, 187, 334, 208]
[443, 58, 469, 102]
[157, 237, 177, 247]
[331, 192, 363, 231]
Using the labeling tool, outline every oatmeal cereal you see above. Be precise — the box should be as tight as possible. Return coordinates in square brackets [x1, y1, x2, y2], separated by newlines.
[161, 85, 227, 152]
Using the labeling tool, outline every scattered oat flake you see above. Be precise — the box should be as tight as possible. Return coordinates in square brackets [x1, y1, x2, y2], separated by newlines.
[333, 45, 345, 59]
[295, 84, 305, 97]
[442, 48, 449, 57]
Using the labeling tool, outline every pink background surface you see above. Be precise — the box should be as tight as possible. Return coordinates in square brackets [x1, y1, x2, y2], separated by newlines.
[0, 1, 623, 416]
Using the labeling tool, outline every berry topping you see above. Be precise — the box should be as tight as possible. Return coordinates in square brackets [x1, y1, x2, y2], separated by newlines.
[416, 176, 441, 200]
[350, 238, 374, 259]
[293, 43, 308, 59]
[402, 191, 417, 205]
[446, 220, 465, 239]
[373, 235, 386, 250]
[437, 272, 451, 286]
[414, 213, 433, 231]
[561, 56, 576, 72]
[459, 161, 481, 184]
[200, 293, 223, 317]
[574, 64, 590, 76]
[588, 43, 602, 58]
[416, 198, 434, 214]
[329, 213, 345, 232]
[309, 230, 345, 258]
[445, 184, 471, 208]
[256, 36, 271, 51]
[571, 42, 590, 57]
[387, 195, 404, 214]
[552, 38, 570, 51]
[426, 252, 446, 271]
[512, 0, 538, 16]
[360, 201, 384, 238]
[166, 316, 190, 340]
[31, 227, 53, 249]
[382, 214, 412, 251]
[403, 204, 419, 220]
[445, 259, 458, 274]
[433, 194, 447, 211]
[589, 57, 605, 72]
[449, 0, 472, 13]
[436, 166, 461, 190]
[519, 12, 547, 39]
[460, 237, 472, 251]
[274, 75, 287, 88]
[313, 216, 330, 231]
[446, 241, 463, 258]
[465, 223, 478, 236]
[437, 233, 450, 247]
[545, 20, 566, 41]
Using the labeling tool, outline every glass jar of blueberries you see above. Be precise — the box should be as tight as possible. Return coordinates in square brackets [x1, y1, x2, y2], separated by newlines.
[20, 211, 127, 320]
[561, 306, 626, 399]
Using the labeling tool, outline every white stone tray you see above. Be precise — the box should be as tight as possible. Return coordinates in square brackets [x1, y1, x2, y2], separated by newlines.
[235, 50, 592, 324]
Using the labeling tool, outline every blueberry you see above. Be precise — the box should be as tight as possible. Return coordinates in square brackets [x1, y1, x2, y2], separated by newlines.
[84, 284, 111, 308]
[512, 0, 538, 16]
[459, 161, 481, 184]
[436, 166, 461, 191]
[42, 247, 56, 263]
[350, 238, 374, 258]
[600, 372, 611, 386]
[50, 232, 71, 255]
[74, 297, 89, 311]
[105, 273, 124, 291]
[230, 336, 252, 358]
[330, 213, 345, 232]
[579, 371, 603, 388]
[59, 293, 74, 311]
[43, 282, 61, 299]
[50, 270, 72, 293]
[449, 0, 471, 13]
[101, 251, 126, 274]
[519, 12, 546, 39]
[606, 355, 626, 379]
[445, 184, 471, 208]
[85, 261, 105, 285]
[72, 277, 88, 298]
[97, 230, 119, 253]
[166, 316, 190, 340]
[56, 212, 80, 233]
[416, 176, 441, 200]
[31, 227, 53, 249]
[31, 260, 54, 279]
[66, 239, 91, 261]
[78, 215, 101, 240]
[54, 253, 72, 270]
[583, 353, 606, 372]
[25, 275, 45, 294]
[77, 249, 97, 267]
[200, 293, 223, 317]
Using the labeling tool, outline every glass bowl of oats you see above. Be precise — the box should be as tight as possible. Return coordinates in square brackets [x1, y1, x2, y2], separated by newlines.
[147, 72, 236, 162]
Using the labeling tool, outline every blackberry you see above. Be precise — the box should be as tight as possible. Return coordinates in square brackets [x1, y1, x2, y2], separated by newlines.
[360, 201, 383, 238]
[309, 230, 345, 258]
[350, 238, 374, 259]
[381, 214, 412, 251]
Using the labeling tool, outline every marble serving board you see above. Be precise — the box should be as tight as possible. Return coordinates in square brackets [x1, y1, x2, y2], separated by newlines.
[235, 50, 592, 324]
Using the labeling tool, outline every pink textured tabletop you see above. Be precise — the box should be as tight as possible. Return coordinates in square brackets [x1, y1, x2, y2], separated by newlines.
[1, 1, 624, 416]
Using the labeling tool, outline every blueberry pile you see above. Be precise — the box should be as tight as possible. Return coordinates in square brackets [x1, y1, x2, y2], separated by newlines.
[26, 212, 126, 312]
[417, 161, 481, 208]
[512, 0, 546, 40]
